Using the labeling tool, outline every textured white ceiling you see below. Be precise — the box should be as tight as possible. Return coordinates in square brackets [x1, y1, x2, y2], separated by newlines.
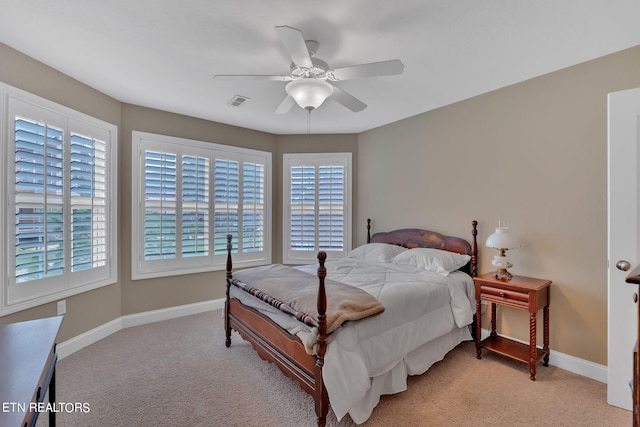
[1, 0, 639, 134]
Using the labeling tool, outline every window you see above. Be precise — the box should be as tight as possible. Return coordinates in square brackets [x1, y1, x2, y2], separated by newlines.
[0, 83, 118, 316]
[131, 132, 271, 280]
[283, 153, 352, 264]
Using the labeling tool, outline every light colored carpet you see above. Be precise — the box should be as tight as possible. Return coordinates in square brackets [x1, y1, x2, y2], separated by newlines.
[37, 310, 630, 426]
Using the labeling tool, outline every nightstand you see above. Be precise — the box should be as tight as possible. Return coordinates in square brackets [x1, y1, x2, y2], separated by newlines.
[474, 272, 551, 380]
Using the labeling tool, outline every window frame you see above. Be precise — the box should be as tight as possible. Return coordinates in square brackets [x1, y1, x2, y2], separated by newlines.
[1, 82, 118, 316]
[131, 131, 272, 280]
[282, 152, 352, 265]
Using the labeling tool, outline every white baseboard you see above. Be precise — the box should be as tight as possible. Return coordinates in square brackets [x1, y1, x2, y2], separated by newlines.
[479, 329, 607, 383]
[56, 298, 225, 360]
[57, 317, 124, 360]
[57, 304, 606, 384]
[121, 299, 225, 329]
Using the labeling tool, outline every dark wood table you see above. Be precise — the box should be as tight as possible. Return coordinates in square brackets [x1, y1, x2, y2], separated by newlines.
[0, 316, 63, 427]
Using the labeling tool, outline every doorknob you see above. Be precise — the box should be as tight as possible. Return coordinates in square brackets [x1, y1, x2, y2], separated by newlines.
[616, 260, 631, 271]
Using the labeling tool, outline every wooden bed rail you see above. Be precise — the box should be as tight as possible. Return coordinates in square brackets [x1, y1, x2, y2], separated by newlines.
[229, 278, 321, 327]
[225, 235, 327, 328]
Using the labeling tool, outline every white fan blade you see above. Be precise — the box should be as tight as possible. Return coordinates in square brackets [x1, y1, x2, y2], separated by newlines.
[330, 85, 367, 112]
[275, 26, 313, 69]
[330, 59, 405, 81]
[274, 95, 296, 114]
[213, 74, 290, 81]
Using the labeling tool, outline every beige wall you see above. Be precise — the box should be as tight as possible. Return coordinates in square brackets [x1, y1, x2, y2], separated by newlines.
[0, 44, 123, 341]
[2, 40, 640, 365]
[357, 45, 640, 365]
[0, 42, 353, 341]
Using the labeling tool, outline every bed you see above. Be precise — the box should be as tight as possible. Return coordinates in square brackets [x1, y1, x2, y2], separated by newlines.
[224, 219, 479, 426]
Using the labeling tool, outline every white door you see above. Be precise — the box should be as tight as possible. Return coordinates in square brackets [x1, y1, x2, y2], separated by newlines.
[608, 87, 640, 410]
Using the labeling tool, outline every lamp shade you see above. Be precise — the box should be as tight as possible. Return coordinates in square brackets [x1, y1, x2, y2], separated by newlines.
[285, 78, 333, 111]
[485, 223, 520, 250]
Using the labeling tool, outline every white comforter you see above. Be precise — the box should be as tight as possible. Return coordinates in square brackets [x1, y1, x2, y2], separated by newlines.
[230, 258, 475, 423]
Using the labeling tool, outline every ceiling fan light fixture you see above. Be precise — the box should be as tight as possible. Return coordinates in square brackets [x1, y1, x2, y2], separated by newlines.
[285, 78, 333, 111]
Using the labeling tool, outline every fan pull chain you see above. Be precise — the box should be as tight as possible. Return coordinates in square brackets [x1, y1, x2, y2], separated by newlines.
[307, 108, 311, 136]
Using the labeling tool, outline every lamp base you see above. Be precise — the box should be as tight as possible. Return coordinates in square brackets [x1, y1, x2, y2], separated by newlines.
[491, 253, 513, 280]
[493, 268, 512, 280]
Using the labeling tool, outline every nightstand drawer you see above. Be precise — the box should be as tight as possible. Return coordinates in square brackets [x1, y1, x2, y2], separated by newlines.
[480, 287, 529, 308]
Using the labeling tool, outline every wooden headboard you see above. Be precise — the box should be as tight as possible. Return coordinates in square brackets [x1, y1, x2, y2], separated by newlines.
[366, 219, 478, 276]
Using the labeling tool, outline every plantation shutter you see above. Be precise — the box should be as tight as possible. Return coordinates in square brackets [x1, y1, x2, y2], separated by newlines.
[4, 84, 117, 314]
[70, 132, 108, 271]
[242, 162, 265, 253]
[318, 165, 344, 251]
[181, 155, 209, 257]
[290, 166, 316, 250]
[214, 159, 239, 254]
[144, 150, 177, 260]
[283, 153, 351, 264]
[14, 117, 65, 283]
[131, 131, 271, 280]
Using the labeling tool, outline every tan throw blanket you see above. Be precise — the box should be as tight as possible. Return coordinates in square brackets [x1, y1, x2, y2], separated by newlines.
[232, 264, 385, 348]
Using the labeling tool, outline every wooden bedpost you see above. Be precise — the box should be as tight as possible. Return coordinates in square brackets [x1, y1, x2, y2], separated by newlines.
[225, 234, 233, 347]
[470, 221, 479, 341]
[315, 251, 329, 427]
[471, 220, 478, 277]
[367, 218, 372, 243]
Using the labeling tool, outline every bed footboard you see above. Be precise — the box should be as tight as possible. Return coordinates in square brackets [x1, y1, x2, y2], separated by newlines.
[224, 235, 329, 426]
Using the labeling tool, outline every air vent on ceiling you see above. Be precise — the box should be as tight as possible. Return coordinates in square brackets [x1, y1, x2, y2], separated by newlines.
[228, 95, 250, 107]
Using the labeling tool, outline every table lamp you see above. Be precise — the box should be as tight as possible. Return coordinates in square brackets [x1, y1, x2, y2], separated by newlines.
[485, 221, 521, 280]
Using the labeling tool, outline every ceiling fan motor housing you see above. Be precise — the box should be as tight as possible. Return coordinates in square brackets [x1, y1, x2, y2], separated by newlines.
[290, 57, 329, 80]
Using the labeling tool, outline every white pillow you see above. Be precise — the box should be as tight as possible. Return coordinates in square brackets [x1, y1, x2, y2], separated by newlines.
[347, 243, 408, 262]
[391, 247, 471, 276]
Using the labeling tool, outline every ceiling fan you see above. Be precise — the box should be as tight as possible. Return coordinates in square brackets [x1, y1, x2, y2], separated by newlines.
[214, 25, 405, 114]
